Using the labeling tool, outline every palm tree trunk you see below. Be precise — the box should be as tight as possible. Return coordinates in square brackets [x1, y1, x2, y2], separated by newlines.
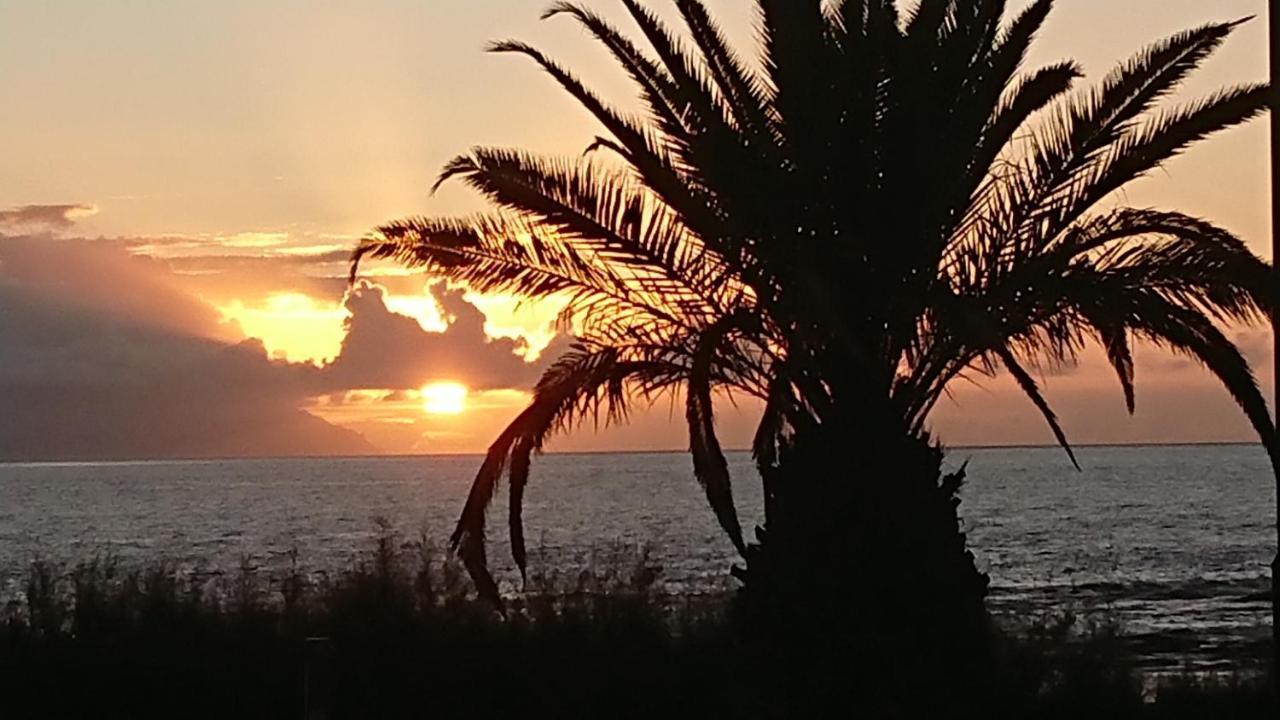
[733, 414, 990, 704]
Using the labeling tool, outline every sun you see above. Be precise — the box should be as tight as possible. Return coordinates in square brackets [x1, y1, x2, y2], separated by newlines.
[421, 382, 469, 415]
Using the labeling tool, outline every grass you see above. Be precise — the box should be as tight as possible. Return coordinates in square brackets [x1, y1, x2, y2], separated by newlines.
[0, 523, 1274, 718]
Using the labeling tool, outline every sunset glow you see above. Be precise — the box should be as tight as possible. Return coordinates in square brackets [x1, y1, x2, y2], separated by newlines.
[0, 0, 1272, 459]
[219, 293, 347, 364]
[421, 382, 468, 416]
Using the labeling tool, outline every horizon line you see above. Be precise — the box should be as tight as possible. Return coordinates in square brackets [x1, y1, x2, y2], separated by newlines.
[0, 440, 1266, 467]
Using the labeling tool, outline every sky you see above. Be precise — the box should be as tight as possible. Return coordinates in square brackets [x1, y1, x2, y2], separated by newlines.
[0, 0, 1275, 460]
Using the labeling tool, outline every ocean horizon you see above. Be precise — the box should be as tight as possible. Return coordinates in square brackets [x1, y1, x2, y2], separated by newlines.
[1, 444, 1274, 670]
[0, 439, 1267, 466]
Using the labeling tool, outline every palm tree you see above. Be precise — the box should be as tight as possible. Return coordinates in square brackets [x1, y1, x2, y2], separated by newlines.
[352, 0, 1277, 685]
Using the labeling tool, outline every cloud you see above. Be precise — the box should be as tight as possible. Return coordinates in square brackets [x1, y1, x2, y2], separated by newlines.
[0, 235, 241, 342]
[318, 281, 571, 391]
[0, 359, 372, 462]
[0, 204, 98, 230]
[0, 236, 368, 460]
[0, 234, 573, 460]
[163, 253, 354, 310]
[220, 231, 290, 249]
[6, 229, 1267, 460]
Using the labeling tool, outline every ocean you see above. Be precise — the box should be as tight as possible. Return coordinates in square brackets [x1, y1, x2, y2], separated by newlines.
[0, 444, 1274, 668]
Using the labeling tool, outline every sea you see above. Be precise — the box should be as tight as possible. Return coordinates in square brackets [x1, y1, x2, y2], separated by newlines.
[0, 444, 1274, 669]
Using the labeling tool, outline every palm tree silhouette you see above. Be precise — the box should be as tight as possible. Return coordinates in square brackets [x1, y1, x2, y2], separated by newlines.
[352, 0, 1277, 681]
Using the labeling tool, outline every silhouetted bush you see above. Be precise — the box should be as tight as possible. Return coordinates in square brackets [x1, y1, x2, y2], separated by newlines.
[0, 525, 1273, 718]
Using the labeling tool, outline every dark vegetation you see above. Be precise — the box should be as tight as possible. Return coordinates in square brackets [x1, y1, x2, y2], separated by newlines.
[0, 530, 1273, 719]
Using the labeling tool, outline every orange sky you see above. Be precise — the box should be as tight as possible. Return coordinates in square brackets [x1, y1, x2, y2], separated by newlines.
[0, 0, 1274, 459]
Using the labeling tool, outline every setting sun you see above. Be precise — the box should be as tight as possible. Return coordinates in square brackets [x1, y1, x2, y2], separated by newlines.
[420, 382, 468, 415]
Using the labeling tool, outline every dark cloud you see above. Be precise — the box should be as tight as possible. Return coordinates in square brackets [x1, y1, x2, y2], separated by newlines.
[0, 204, 97, 230]
[0, 235, 571, 460]
[0, 237, 354, 460]
[0, 235, 241, 342]
[0, 375, 371, 462]
[318, 281, 571, 392]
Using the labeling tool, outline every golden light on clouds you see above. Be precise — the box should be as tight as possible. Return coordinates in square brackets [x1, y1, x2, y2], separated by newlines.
[62, 204, 101, 222]
[303, 387, 532, 454]
[463, 291, 565, 359]
[216, 285, 452, 365]
[273, 243, 351, 256]
[384, 295, 447, 333]
[421, 382, 468, 415]
[220, 292, 347, 364]
[221, 232, 291, 249]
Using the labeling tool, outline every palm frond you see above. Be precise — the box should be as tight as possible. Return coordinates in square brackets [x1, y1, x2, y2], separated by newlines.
[542, 3, 691, 145]
[1126, 297, 1279, 465]
[350, 214, 725, 356]
[904, 0, 947, 35]
[488, 38, 723, 240]
[1041, 20, 1243, 179]
[354, 214, 610, 302]
[995, 347, 1080, 469]
[675, 0, 777, 143]
[687, 311, 755, 556]
[985, 0, 1054, 100]
[970, 61, 1081, 190]
[619, 0, 738, 141]
[756, 0, 837, 161]
[1088, 316, 1137, 413]
[450, 343, 681, 597]
[984, 20, 1246, 251]
[434, 147, 740, 318]
[1052, 83, 1270, 231]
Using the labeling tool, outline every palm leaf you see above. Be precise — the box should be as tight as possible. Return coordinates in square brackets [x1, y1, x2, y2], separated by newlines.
[542, 3, 691, 145]
[996, 347, 1080, 469]
[675, 0, 777, 143]
[450, 344, 677, 599]
[434, 147, 738, 316]
[686, 311, 754, 555]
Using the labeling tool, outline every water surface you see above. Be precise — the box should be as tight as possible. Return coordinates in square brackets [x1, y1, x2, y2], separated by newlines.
[1, 444, 1272, 667]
